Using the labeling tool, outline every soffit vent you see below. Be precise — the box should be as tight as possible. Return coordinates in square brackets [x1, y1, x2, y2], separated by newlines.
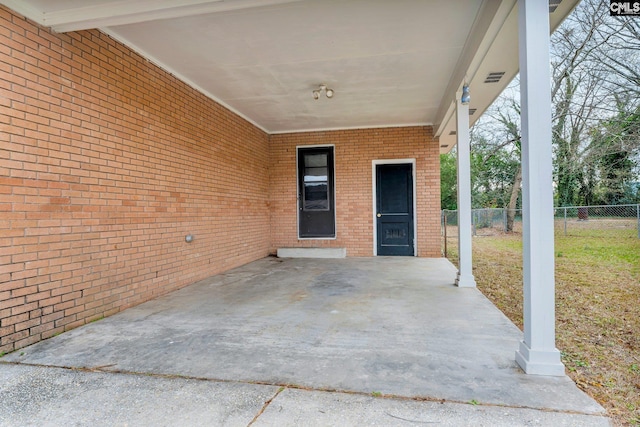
[484, 71, 505, 83]
[549, 0, 562, 13]
[469, 109, 477, 115]
[449, 131, 456, 135]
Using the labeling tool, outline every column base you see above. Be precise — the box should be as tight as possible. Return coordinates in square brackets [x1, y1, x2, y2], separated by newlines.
[515, 340, 565, 376]
[455, 272, 476, 288]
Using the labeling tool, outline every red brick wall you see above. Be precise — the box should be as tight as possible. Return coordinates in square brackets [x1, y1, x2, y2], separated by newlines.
[0, 7, 270, 354]
[0, 7, 444, 354]
[269, 127, 441, 257]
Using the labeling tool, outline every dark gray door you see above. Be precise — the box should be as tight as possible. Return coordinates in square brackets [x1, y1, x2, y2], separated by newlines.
[298, 147, 335, 238]
[376, 163, 414, 256]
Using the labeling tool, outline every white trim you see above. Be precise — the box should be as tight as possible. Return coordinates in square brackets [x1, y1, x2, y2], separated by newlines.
[47, 0, 222, 31]
[433, 0, 513, 135]
[371, 159, 417, 257]
[277, 247, 346, 259]
[271, 122, 431, 135]
[0, 0, 44, 25]
[296, 144, 337, 241]
[43, 0, 307, 33]
[100, 28, 269, 135]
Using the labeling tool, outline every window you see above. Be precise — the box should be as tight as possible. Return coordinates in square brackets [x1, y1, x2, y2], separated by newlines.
[297, 146, 335, 238]
[303, 153, 329, 210]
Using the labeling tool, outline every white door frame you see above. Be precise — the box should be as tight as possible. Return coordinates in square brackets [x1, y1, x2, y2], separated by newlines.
[371, 159, 417, 256]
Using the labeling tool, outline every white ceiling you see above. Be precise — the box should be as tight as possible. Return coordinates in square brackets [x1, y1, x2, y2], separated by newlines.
[2, 0, 580, 150]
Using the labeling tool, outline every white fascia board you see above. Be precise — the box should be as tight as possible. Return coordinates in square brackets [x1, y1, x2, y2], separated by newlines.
[46, 0, 222, 32]
[45, 0, 308, 32]
[436, 0, 582, 148]
[433, 0, 509, 132]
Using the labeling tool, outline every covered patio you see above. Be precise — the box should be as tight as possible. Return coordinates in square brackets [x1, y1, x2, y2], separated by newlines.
[1, 0, 574, 379]
[1, 257, 607, 425]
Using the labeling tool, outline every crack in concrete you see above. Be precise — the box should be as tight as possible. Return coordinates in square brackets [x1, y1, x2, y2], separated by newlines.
[247, 386, 285, 426]
[0, 360, 605, 418]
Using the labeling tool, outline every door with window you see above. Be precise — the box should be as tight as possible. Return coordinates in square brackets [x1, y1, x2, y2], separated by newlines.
[376, 163, 414, 255]
[298, 146, 335, 238]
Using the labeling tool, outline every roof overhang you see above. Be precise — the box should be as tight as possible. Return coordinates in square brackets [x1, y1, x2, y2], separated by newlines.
[435, 0, 580, 152]
[1, 0, 580, 152]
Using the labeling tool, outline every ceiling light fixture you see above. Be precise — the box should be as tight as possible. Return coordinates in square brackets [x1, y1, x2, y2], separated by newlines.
[313, 84, 334, 100]
[461, 85, 470, 105]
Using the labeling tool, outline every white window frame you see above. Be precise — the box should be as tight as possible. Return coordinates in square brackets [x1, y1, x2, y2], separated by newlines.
[296, 144, 337, 240]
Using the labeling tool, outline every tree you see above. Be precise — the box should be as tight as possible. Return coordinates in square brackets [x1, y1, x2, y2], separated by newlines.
[594, 14, 640, 99]
[493, 100, 522, 231]
[550, 0, 640, 206]
[444, 0, 640, 212]
[468, 131, 520, 210]
[469, 83, 522, 230]
[550, 0, 612, 206]
[590, 105, 640, 204]
[440, 152, 457, 210]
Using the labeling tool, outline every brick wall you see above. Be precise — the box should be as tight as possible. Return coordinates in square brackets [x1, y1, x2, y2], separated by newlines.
[0, 7, 444, 355]
[0, 7, 270, 354]
[269, 127, 441, 257]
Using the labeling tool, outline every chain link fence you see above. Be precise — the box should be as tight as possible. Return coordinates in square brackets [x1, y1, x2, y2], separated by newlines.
[442, 204, 640, 258]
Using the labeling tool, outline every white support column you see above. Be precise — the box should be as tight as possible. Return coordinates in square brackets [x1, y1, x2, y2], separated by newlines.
[455, 94, 476, 288]
[515, 0, 564, 376]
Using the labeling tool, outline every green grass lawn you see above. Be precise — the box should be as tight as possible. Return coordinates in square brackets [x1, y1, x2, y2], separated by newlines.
[446, 231, 640, 426]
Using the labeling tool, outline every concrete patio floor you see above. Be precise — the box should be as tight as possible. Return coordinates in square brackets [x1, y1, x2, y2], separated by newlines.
[1, 256, 609, 426]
